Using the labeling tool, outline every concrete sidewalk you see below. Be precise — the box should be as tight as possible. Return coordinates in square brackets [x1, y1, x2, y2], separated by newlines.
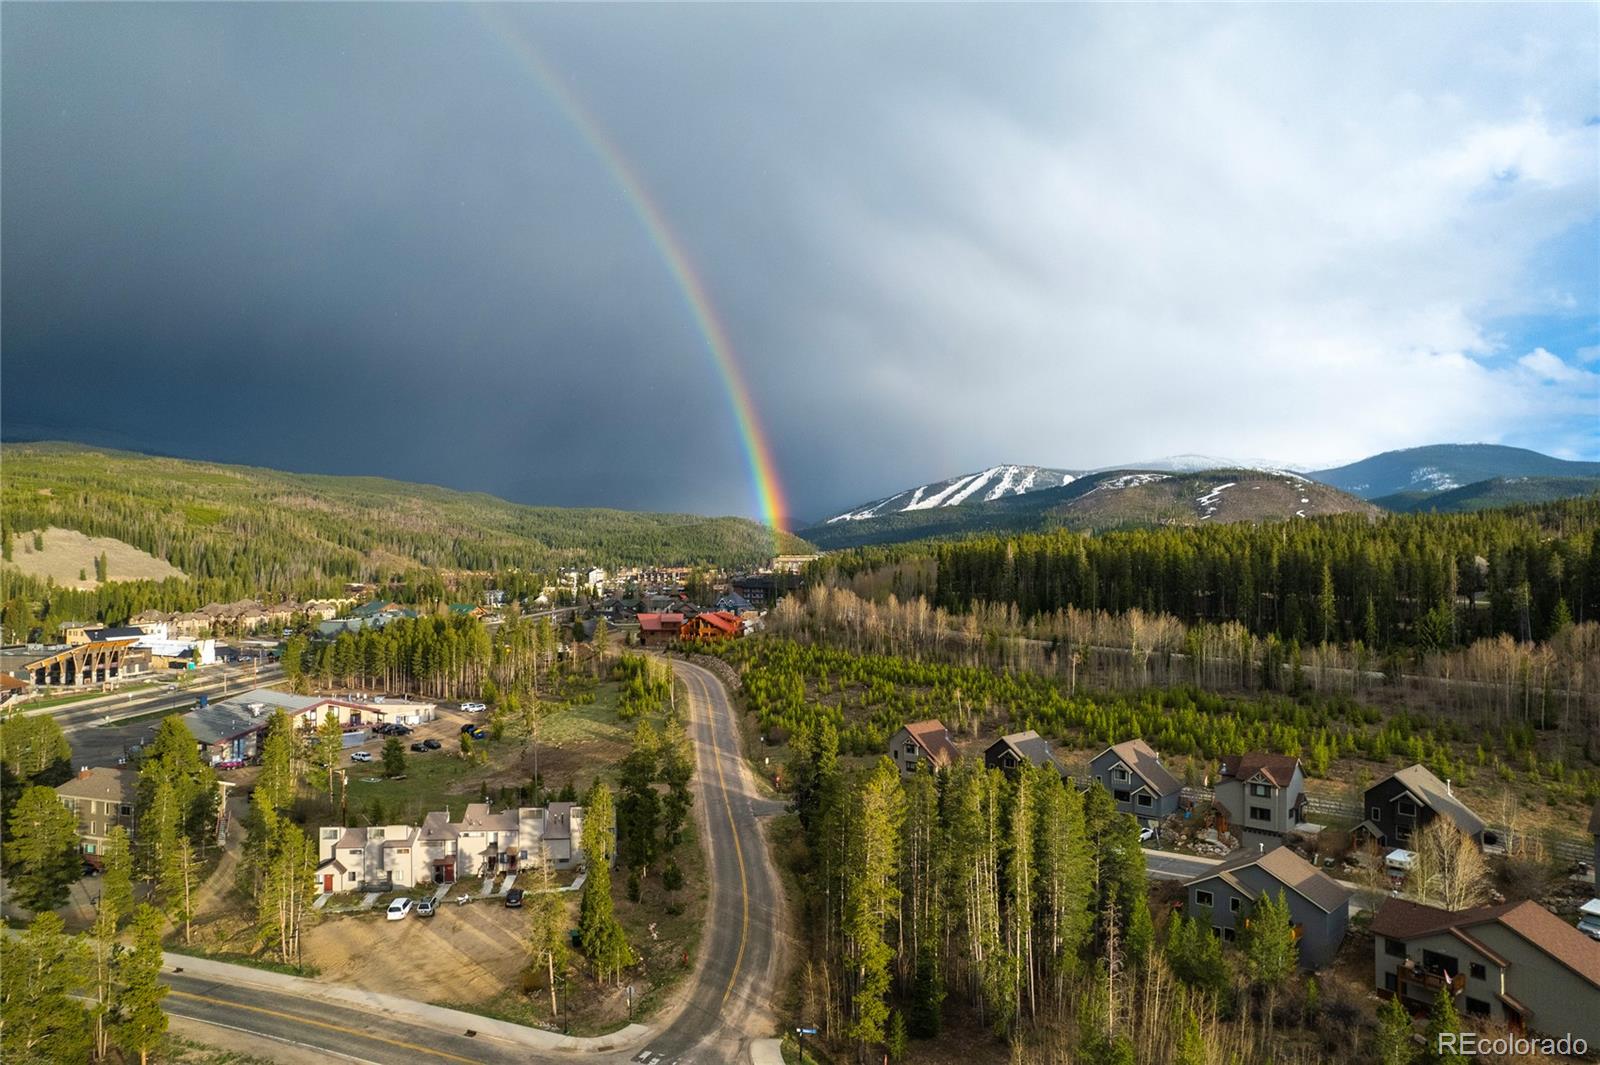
[162, 952, 651, 1053]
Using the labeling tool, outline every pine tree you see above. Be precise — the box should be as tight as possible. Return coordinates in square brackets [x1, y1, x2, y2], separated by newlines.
[617, 721, 661, 874]
[1242, 889, 1297, 1032]
[1422, 987, 1467, 1065]
[255, 709, 301, 812]
[100, 824, 134, 924]
[583, 781, 616, 867]
[1171, 999, 1207, 1065]
[1373, 994, 1417, 1065]
[885, 1009, 909, 1062]
[3, 784, 84, 911]
[577, 860, 632, 984]
[162, 833, 201, 944]
[0, 912, 92, 1064]
[843, 758, 905, 1051]
[382, 736, 406, 778]
[311, 710, 344, 795]
[114, 905, 169, 1065]
[525, 846, 569, 1016]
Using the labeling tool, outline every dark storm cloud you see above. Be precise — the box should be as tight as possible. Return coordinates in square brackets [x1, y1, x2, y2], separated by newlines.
[4, 5, 1597, 524]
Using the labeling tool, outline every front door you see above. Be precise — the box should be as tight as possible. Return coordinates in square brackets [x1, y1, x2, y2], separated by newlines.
[323, 874, 333, 893]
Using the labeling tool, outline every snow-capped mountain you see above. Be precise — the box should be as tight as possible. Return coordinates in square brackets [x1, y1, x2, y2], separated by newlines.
[1108, 454, 1308, 475]
[826, 464, 1080, 523]
[1311, 444, 1600, 500]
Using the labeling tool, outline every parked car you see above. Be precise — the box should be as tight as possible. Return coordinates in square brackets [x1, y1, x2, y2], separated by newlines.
[423, 738, 442, 750]
[416, 897, 436, 918]
[1138, 825, 1156, 843]
[468, 727, 487, 741]
[504, 888, 524, 909]
[461, 701, 487, 713]
[385, 898, 413, 921]
[460, 723, 478, 734]
[351, 751, 373, 763]
[410, 741, 428, 752]
[1579, 916, 1600, 942]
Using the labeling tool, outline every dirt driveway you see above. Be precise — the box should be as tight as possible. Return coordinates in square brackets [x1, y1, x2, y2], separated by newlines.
[302, 896, 535, 1003]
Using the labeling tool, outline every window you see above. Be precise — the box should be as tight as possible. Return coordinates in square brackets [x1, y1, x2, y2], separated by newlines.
[1136, 793, 1152, 808]
[1195, 890, 1214, 907]
[1230, 897, 1242, 914]
[1396, 826, 1411, 843]
[1384, 972, 1398, 991]
[1112, 766, 1129, 782]
[1250, 806, 1273, 822]
[1396, 799, 1416, 817]
[1210, 926, 1223, 938]
[1222, 928, 1236, 943]
[1469, 963, 1486, 981]
[1250, 783, 1271, 797]
[348, 872, 357, 882]
[1465, 998, 1491, 1018]
[119, 804, 132, 816]
[1385, 938, 1407, 959]
[1370, 806, 1382, 821]
[905, 743, 916, 756]
[1114, 789, 1131, 803]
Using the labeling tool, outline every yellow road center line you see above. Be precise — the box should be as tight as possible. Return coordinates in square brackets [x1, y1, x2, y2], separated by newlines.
[166, 989, 487, 1064]
[693, 667, 751, 1011]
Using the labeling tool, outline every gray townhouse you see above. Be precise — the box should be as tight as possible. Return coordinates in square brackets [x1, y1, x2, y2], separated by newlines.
[1214, 752, 1306, 844]
[1183, 843, 1352, 969]
[1088, 738, 1182, 823]
[1371, 897, 1600, 1046]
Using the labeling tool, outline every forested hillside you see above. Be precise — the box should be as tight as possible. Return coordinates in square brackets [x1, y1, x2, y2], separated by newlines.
[0, 443, 809, 599]
[811, 498, 1600, 650]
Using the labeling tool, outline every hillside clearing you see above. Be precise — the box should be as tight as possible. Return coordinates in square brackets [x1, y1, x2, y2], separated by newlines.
[3, 525, 185, 588]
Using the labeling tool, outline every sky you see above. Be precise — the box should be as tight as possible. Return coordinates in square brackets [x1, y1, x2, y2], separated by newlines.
[4, 4, 1597, 526]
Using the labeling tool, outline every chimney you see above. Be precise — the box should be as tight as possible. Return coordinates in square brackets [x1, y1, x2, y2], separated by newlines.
[79, 766, 91, 779]
[1258, 842, 1265, 854]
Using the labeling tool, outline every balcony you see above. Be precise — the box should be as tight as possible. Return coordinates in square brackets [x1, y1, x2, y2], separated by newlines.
[1397, 959, 1466, 998]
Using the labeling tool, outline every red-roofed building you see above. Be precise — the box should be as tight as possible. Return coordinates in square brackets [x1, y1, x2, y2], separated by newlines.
[681, 611, 742, 642]
[637, 613, 685, 647]
[889, 719, 959, 777]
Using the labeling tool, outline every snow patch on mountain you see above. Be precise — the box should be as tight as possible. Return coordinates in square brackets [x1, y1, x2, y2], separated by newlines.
[825, 464, 1079, 523]
[1090, 473, 1170, 492]
[1407, 466, 1460, 492]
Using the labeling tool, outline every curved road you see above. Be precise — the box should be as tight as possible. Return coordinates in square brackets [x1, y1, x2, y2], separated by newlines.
[158, 657, 785, 1065]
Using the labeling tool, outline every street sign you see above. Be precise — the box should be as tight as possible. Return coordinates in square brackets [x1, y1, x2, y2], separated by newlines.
[796, 1027, 818, 1035]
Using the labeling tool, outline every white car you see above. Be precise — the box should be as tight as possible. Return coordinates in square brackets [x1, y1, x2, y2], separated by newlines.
[385, 898, 413, 921]
[1138, 825, 1157, 843]
[1579, 917, 1600, 942]
[350, 751, 373, 763]
[461, 701, 487, 713]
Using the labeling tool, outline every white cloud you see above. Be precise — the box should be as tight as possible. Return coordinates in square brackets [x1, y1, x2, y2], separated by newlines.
[1518, 347, 1589, 383]
[770, 6, 1599, 484]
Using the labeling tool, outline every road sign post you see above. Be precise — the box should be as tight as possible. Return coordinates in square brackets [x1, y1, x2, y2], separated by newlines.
[795, 1025, 818, 1063]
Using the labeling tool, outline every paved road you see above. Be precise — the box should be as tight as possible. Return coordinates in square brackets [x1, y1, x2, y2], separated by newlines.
[155, 658, 782, 1065]
[641, 658, 785, 1062]
[163, 969, 540, 1065]
[55, 664, 284, 768]
[1143, 848, 1222, 881]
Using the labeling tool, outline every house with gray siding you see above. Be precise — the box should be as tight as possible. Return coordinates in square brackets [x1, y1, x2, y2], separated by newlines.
[1358, 764, 1485, 848]
[1370, 897, 1600, 1046]
[984, 730, 1065, 777]
[1214, 752, 1306, 844]
[1088, 738, 1182, 824]
[1183, 844, 1352, 969]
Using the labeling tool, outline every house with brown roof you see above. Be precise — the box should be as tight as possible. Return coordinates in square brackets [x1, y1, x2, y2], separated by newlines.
[1184, 843, 1352, 968]
[1370, 896, 1600, 1045]
[888, 720, 959, 778]
[637, 613, 685, 647]
[1213, 752, 1306, 843]
[1089, 738, 1182, 823]
[55, 767, 137, 865]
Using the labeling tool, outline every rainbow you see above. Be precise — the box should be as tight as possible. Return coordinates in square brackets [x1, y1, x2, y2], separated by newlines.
[477, 11, 790, 539]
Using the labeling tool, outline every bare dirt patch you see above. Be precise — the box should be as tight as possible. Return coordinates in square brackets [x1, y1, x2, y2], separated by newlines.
[302, 902, 533, 1002]
[4, 525, 184, 588]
